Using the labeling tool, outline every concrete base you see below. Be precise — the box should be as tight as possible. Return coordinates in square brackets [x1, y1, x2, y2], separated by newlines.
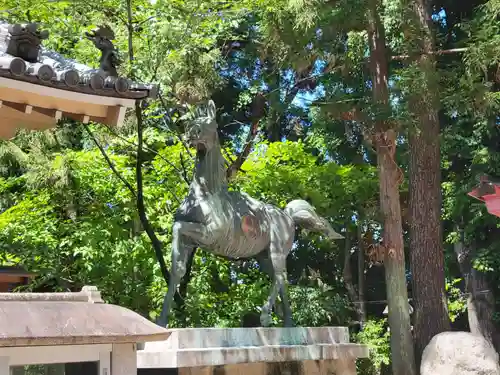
[137, 327, 368, 375]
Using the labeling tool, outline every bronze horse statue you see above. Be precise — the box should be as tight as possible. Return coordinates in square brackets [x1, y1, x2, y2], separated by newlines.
[158, 100, 343, 327]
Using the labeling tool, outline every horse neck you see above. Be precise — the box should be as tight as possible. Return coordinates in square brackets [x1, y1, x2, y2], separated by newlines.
[191, 141, 227, 195]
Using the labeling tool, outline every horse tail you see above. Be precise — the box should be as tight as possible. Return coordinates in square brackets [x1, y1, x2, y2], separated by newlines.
[285, 199, 344, 240]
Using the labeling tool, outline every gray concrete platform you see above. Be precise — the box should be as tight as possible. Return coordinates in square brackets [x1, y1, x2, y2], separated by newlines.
[137, 327, 369, 374]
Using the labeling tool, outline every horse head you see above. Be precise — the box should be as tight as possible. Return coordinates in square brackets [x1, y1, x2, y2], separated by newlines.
[184, 100, 218, 154]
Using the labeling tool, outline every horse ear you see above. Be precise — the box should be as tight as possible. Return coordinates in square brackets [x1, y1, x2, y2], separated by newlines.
[207, 100, 216, 121]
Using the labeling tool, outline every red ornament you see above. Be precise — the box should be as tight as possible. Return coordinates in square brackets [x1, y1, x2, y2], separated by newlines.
[241, 215, 262, 238]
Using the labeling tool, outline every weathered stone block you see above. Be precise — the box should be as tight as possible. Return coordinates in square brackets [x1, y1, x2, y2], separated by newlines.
[421, 331, 500, 375]
[137, 327, 367, 375]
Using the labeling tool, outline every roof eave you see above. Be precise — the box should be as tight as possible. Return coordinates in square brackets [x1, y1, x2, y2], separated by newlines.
[0, 332, 170, 347]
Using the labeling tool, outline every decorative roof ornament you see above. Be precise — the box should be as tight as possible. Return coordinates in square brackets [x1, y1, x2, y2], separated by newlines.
[85, 25, 121, 77]
[0, 20, 159, 136]
[0, 22, 49, 63]
[85, 25, 130, 93]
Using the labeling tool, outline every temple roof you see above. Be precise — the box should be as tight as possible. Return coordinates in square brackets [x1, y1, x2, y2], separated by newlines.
[0, 22, 157, 100]
[0, 286, 169, 347]
[0, 22, 158, 134]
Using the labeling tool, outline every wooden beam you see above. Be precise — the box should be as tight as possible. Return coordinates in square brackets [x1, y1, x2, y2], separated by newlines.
[105, 105, 126, 127]
[1, 102, 63, 130]
[64, 113, 90, 124]
[90, 106, 128, 127]
[3, 102, 33, 114]
[0, 85, 109, 118]
[0, 77, 135, 108]
[0, 105, 57, 138]
[32, 107, 63, 121]
[0, 105, 54, 124]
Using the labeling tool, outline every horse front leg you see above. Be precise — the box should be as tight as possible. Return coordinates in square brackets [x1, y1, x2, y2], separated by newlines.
[157, 221, 210, 328]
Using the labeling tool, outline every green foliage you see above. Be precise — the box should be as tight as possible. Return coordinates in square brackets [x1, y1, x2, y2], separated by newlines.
[0, 0, 499, 359]
[0, 145, 157, 311]
[289, 285, 351, 326]
[237, 141, 378, 217]
[0, 122, 377, 326]
[465, 0, 500, 79]
[446, 278, 467, 322]
[356, 319, 391, 375]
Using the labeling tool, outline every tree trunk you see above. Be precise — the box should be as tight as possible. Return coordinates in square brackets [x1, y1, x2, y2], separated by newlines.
[408, 119, 450, 361]
[454, 236, 500, 352]
[405, 0, 451, 363]
[367, 2, 417, 375]
[266, 64, 281, 142]
[357, 222, 367, 326]
[343, 223, 367, 327]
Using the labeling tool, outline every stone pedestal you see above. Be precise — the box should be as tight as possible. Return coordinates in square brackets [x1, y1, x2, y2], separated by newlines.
[137, 327, 369, 375]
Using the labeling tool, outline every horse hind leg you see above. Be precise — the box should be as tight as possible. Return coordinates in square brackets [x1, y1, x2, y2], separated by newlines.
[260, 237, 295, 327]
[257, 252, 294, 327]
[278, 273, 294, 327]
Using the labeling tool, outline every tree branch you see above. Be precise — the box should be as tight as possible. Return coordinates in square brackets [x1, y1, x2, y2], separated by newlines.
[226, 120, 259, 180]
[126, 0, 134, 63]
[125, 0, 171, 289]
[82, 124, 137, 198]
[342, 225, 364, 322]
[100, 122, 190, 185]
[125, 0, 202, 317]
[179, 250, 196, 299]
[84, 118, 173, 288]
[135, 103, 171, 285]
[390, 47, 468, 61]
[96, 124, 184, 207]
[356, 220, 367, 327]
[158, 93, 193, 157]
[179, 152, 191, 183]
[226, 93, 265, 179]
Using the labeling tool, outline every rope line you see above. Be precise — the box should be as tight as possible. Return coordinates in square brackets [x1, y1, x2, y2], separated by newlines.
[349, 289, 492, 305]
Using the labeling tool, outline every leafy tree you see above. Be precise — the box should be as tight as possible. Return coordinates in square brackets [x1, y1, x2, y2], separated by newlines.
[2, 2, 500, 375]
